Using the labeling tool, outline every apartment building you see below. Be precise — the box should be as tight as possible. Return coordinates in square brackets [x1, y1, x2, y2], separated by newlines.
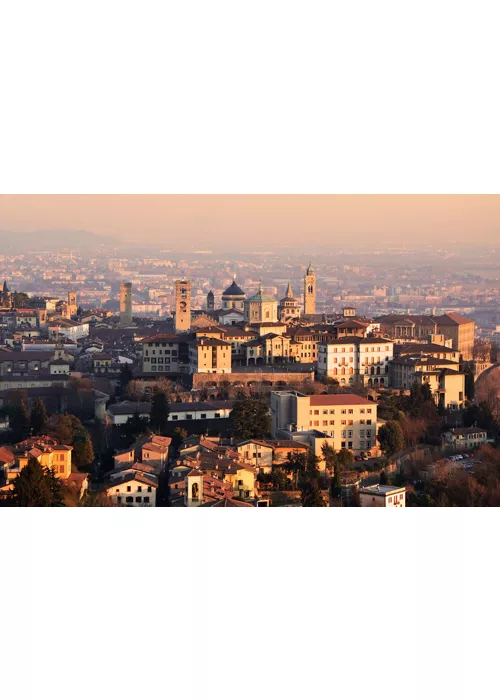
[317, 336, 394, 387]
[188, 337, 232, 374]
[270, 391, 378, 455]
[141, 334, 180, 373]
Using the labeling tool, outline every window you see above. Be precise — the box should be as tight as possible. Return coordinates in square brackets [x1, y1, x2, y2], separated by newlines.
[136, 496, 142, 503]
[348, 409, 353, 414]
[341, 441, 346, 448]
[138, 486, 142, 492]
[348, 441, 352, 448]
[126, 496, 133, 503]
[147, 486, 152, 493]
[127, 486, 131, 492]
[117, 496, 122, 503]
[144, 496, 150, 503]
[172, 415, 178, 420]
[341, 409, 346, 414]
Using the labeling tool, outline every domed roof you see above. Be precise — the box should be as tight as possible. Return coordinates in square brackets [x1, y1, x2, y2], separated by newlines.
[247, 284, 277, 303]
[222, 279, 246, 298]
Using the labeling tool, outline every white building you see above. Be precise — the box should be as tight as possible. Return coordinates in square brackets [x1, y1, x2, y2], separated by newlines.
[105, 468, 157, 506]
[442, 427, 488, 451]
[317, 336, 394, 388]
[358, 484, 406, 507]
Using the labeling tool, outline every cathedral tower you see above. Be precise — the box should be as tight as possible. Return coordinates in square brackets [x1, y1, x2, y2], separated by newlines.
[303, 263, 316, 315]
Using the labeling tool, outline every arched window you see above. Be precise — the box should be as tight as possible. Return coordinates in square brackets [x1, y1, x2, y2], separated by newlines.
[308, 285, 313, 294]
[192, 482, 199, 501]
[266, 310, 270, 319]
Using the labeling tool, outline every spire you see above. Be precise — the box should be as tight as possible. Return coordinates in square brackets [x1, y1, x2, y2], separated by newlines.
[306, 262, 314, 275]
[258, 283, 263, 295]
[286, 283, 293, 298]
[3, 280, 9, 293]
[233, 272, 236, 281]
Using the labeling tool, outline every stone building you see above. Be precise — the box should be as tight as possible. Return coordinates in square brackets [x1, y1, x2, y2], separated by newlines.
[244, 285, 278, 323]
[278, 284, 301, 322]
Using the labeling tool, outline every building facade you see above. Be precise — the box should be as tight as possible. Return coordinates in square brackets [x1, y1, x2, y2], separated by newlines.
[270, 391, 378, 455]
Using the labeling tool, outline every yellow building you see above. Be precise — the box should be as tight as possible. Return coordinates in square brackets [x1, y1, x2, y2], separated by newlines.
[188, 337, 232, 374]
[10, 437, 73, 480]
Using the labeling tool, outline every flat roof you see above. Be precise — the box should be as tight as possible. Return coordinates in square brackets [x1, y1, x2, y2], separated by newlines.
[358, 485, 406, 496]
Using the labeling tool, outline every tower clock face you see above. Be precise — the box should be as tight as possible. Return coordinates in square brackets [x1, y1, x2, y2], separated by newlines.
[179, 301, 187, 310]
[180, 287, 187, 295]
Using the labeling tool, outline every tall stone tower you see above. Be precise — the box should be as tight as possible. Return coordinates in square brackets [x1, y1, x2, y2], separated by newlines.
[67, 290, 78, 317]
[304, 262, 316, 315]
[206, 290, 214, 312]
[120, 282, 133, 326]
[175, 279, 191, 332]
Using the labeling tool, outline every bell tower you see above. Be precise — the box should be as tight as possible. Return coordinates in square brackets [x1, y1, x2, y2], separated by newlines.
[304, 262, 316, 315]
[175, 279, 191, 332]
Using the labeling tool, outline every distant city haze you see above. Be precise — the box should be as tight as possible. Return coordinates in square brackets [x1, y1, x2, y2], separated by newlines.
[0, 195, 499, 249]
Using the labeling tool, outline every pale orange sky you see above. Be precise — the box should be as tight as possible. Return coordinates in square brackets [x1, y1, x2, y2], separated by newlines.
[0, 195, 498, 247]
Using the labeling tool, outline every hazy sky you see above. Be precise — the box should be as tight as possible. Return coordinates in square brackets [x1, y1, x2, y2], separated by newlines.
[0, 195, 498, 248]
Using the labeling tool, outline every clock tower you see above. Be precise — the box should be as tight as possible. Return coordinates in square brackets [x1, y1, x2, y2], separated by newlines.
[175, 279, 191, 332]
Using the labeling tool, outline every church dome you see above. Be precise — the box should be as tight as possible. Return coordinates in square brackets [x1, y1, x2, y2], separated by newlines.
[222, 279, 246, 298]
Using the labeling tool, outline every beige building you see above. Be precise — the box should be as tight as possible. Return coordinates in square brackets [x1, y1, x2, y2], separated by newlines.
[390, 355, 465, 409]
[244, 285, 278, 323]
[175, 279, 191, 332]
[442, 427, 488, 451]
[270, 391, 379, 455]
[359, 484, 406, 507]
[303, 263, 316, 315]
[377, 313, 475, 360]
[141, 334, 180, 373]
[434, 313, 474, 360]
[188, 337, 232, 374]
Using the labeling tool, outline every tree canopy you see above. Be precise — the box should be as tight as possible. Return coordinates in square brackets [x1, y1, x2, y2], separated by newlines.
[150, 391, 170, 434]
[378, 420, 405, 457]
[230, 397, 270, 441]
[30, 397, 48, 435]
[11, 457, 65, 507]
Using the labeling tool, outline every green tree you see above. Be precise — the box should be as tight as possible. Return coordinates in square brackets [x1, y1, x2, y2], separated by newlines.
[378, 420, 405, 457]
[464, 364, 475, 402]
[72, 427, 95, 468]
[30, 397, 48, 435]
[9, 400, 30, 443]
[230, 397, 270, 441]
[150, 391, 170, 434]
[11, 457, 65, 507]
[300, 477, 325, 507]
[118, 363, 134, 396]
[463, 402, 498, 434]
[123, 411, 149, 445]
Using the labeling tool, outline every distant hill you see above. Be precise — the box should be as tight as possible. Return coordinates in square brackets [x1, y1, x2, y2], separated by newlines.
[0, 229, 122, 251]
